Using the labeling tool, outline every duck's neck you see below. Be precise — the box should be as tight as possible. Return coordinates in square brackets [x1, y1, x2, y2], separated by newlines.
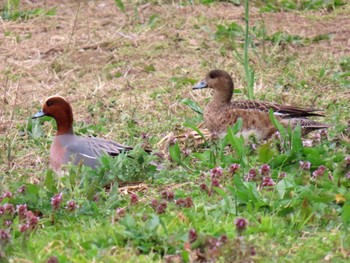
[211, 89, 233, 107]
[55, 115, 73, 135]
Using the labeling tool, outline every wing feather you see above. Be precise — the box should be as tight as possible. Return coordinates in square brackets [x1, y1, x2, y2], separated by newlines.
[66, 136, 133, 159]
[231, 100, 324, 118]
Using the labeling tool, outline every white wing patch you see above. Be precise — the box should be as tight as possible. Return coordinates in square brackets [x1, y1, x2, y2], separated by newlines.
[273, 112, 285, 116]
[79, 153, 98, 160]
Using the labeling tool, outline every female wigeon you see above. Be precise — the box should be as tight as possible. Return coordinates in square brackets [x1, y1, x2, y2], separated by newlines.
[32, 96, 133, 171]
[193, 69, 329, 140]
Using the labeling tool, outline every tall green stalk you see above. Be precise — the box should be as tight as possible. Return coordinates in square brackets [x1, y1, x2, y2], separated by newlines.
[243, 0, 255, 99]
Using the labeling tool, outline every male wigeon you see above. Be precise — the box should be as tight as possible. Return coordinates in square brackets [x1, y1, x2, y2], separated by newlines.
[193, 69, 329, 140]
[32, 96, 133, 171]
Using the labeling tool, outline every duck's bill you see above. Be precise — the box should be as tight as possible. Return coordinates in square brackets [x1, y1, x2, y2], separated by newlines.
[193, 80, 208, 90]
[32, 110, 46, 119]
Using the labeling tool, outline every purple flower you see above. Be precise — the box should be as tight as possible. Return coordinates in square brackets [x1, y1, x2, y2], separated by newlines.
[0, 206, 4, 216]
[328, 172, 334, 181]
[2, 192, 12, 199]
[312, 165, 326, 178]
[346, 172, 350, 180]
[18, 185, 26, 193]
[4, 220, 12, 227]
[278, 172, 287, 179]
[66, 201, 77, 212]
[150, 199, 159, 209]
[47, 256, 59, 263]
[300, 161, 311, 170]
[211, 178, 220, 188]
[199, 183, 208, 193]
[206, 237, 221, 250]
[244, 169, 257, 181]
[175, 197, 193, 208]
[93, 194, 99, 202]
[302, 140, 313, 147]
[345, 156, 350, 164]
[175, 198, 186, 207]
[0, 229, 10, 244]
[229, 163, 240, 174]
[26, 211, 39, 230]
[4, 204, 15, 216]
[261, 177, 275, 187]
[182, 149, 191, 157]
[51, 193, 63, 210]
[116, 208, 126, 217]
[273, 131, 281, 140]
[259, 164, 271, 176]
[210, 167, 223, 178]
[185, 197, 193, 208]
[130, 193, 138, 205]
[19, 224, 29, 233]
[249, 169, 257, 177]
[250, 246, 256, 256]
[235, 218, 248, 234]
[32, 178, 40, 185]
[188, 229, 197, 243]
[161, 190, 174, 201]
[219, 234, 228, 243]
[155, 202, 167, 214]
[16, 204, 28, 221]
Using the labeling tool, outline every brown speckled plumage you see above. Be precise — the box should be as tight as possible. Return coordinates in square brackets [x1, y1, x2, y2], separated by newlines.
[193, 69, 329, 140]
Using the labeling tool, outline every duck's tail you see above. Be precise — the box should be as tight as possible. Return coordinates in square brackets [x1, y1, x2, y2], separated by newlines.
[289, 118, 331, 135]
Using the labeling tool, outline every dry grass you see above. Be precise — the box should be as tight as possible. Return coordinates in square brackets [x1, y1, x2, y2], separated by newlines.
[1, 0, 349, 176]
[1, 2, 350, 262]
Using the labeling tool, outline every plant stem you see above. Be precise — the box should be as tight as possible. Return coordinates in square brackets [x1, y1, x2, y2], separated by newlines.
[243, 0, 254, 99]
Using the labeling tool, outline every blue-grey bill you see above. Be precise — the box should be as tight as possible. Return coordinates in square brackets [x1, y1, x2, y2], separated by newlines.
[193, 80, 208, 90]
[32, 110, 45, 119]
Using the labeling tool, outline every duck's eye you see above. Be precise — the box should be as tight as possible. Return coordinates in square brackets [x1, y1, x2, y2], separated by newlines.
[46, 101, 54, 107]
[209, 72, 218, 79]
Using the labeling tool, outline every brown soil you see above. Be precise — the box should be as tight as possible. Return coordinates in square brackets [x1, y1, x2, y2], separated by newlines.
[1, 1, 349, 135]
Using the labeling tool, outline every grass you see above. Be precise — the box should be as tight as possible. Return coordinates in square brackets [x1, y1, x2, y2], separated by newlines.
[1, 0, 56, 21]
[1, 0, 350, 262]
[256, 0, 347, 12]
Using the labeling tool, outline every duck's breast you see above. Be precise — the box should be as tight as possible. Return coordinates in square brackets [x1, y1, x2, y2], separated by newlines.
[50, 135, 73, 171]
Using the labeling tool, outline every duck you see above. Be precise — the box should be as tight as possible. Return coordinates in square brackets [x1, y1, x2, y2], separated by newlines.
[32, 96, 134, 171]
[193, 69, 329, 140]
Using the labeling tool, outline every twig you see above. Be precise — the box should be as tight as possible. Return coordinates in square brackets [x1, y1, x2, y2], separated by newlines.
[67, 0, 81, 48]
[116, 31, 134, 39]
[118, 183, 148, 194]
